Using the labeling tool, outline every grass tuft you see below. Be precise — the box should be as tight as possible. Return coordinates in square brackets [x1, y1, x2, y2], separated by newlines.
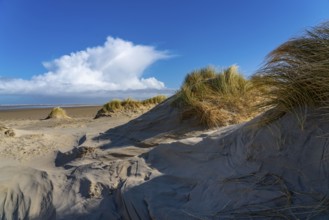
[102, 99, 122, 112]
[121, 98, 142, 110]
[173, 65, 261, 127]
[251, 21, 329, 126]
[46, 107, 71, 119]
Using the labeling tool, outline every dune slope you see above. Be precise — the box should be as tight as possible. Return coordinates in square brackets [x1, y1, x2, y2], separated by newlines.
[55, 101, 329, 219]
[119, 112, 329, 219]
[0, 101, 328, 219]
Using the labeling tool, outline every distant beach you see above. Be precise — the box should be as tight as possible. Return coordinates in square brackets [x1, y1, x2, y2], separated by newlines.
[0, 105, 102, 120]
[0, 104, 101, 111]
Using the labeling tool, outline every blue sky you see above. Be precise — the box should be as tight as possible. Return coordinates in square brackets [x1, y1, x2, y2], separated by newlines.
[0, 0, 329, 104]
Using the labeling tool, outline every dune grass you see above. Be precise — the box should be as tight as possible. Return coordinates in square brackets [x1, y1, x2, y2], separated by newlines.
[121, 98, 143, 110]
[95, 95, 167, 118]
[102, 99, 122, 112]
[46, 107, 71, 119]
[251, 21, 329, 127]
[142, 95, 167, 106]
[173, 65, 261, 127]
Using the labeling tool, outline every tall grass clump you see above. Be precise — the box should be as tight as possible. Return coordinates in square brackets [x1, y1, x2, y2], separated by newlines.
[251, 22, 329, 126]
[173, 65, 259, 127]
[46, 107, 71, 119]
[102, 99, 122, 112]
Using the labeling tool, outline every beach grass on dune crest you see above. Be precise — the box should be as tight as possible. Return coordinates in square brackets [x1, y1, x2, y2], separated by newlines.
[142, 95, 167, 106]
[95, 95, 167, 118]
[121, 98, 142, 110]
[173, 65, 262, 127]
[251, 21, 329, 127]
[103, 99, 123, 112]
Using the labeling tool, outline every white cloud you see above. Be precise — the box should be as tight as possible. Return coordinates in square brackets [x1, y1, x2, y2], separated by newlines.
[0, 37, 171, 97]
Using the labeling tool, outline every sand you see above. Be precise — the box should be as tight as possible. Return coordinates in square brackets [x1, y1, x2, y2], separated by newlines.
[0, 100, 329, 219]
[0, 105, 145, 163]
[0, 106, 101, 120]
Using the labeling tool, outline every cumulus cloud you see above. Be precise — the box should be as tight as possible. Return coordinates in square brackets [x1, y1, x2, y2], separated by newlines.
[0, 37, 171, 97]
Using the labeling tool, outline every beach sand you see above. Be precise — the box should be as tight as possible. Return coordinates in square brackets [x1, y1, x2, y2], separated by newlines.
[0, 105, 144, 162]
[0, 100, 328, 219]
[0, 106, 102, 120]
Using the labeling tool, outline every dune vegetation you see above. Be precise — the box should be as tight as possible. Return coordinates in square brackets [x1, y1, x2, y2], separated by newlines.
[95, 95, 167, 118]
[142, 95, 168, 106]
[252, 22, 329, 127]
[172, 65, 263, 127]
[46, 107, 71, 119]
[173, 22, 329, 129]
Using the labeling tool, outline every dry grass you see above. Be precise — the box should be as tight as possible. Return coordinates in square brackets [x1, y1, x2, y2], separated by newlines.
[103, 99, 122, 112]
[46, 107, 71, 119]
[210, 173, 329, 219]
[251, 21, 329, 127]
[173, 66, 262, 127]
[121, 98, 142, 110]
[95, 95, 167, 118]
[142, 95, 167, 106]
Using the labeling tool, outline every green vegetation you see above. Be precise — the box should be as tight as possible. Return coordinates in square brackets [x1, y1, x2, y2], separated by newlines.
[98, 22, 329, 127]
[251, 22, 329, 126]
[46, 107, 71, 119]
[173, 65, 261, 127]
[95, 95, 167, 118]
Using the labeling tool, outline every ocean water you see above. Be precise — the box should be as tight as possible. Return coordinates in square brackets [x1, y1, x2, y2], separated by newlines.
[0, 104, 99, 111]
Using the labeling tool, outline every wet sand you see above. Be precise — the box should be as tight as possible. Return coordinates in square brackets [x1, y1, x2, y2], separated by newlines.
[0, 106, 102, 120]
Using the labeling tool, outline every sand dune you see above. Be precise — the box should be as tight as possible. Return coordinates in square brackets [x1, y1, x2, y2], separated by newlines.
[0, 166, 56, 219]
[0, 100, 328, 219]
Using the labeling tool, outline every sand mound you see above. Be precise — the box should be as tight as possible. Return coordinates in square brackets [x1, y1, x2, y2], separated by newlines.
[93, 111, 327, 219]
[0, 166, 56, 219]
[43, 101, 328, 218]
[95, 97, 203, 149]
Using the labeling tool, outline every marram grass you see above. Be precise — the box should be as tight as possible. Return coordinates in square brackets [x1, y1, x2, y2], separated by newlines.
[121, 98, 142, 110]
[95, 95, 167, 118]
[173, 65, 262, 127]
[103, 99, 122, 112]
[251, 21, 329, 127]
[46, 107, 71, 119]
[142, 95, 167, 106]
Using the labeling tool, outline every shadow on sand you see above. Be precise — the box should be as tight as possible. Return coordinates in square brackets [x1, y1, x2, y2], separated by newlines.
[92, 99, 202, 149]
